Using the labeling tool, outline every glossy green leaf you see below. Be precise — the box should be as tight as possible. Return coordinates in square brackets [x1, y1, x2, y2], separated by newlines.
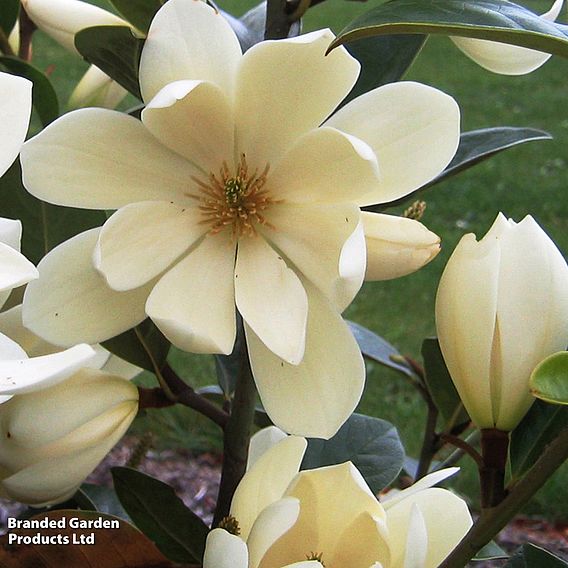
[530, 351, 568, 405]
[348, 320, 414, 377]
[75, 25, 144, 99]
[376, 127, 552, 209]
[102, 318, 170, 373]
[510, 399, 568, 480]
[422, 337, 469, 428]
[80, 483, 131, 521]
[331, 0, 568, 59]
[343, 34, 426, 104]
[0, 56, 59, 126]
[301, 413, 405, 493]
[0, 161, 105, 264]
[0, 0, 19, 37]
[473, 541, 508, 561]
[504, 543, 568, 567]
[108, 0, 162, 34]
[112, 467, 209, 564]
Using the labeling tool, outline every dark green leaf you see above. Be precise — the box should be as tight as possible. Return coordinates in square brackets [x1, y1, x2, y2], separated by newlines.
[75, 25, 144, 99]
[112, 467, 209, 564]
[108, 0, 162, 34]
[504, 543, 568, 567]
[529, 351, 568, 405]
[80, 483, 132, 521]
[343, 34, 426, 104]
[0, 161, 105, 264]
[0, 0, 19, 37]
[510, 399, 568, 480]
[331, 0, 568, 59]
[0, 56, 59, 126]
[473, 541, 508, 561]
[301, 413, 405, 493]
[348, 321, 414, 377]
[422, 337, 469, 428]
[102, 318, 170, 373]
[376, 127, 552, 209]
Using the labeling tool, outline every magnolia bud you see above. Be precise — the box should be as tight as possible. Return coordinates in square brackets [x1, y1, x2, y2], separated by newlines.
[68, 65, 128, 110]
[0, 369, 138, 506]
[436, 213, 568, 430]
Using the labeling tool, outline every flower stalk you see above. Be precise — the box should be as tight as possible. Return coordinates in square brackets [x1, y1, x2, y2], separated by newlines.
[18, 8, 36, 61]
[479, 428, 509, 509]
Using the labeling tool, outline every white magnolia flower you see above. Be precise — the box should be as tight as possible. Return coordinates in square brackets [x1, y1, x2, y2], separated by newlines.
[436, 213, 568, 430]
[0, 367, 138, 506]
[21, 0, 459, 438]
[21, 0, 129, 109]
[451, 0, 565, 75]
[203, 428, 472, 568]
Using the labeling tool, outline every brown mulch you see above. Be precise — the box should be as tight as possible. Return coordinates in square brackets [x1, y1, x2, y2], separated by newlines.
[1, 436, 566, 566]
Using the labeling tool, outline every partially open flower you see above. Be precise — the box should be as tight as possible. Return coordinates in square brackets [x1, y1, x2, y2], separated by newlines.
[203, 428, 472, 568]
[436, 213, 568, 430]
[0, 368, 138, 506]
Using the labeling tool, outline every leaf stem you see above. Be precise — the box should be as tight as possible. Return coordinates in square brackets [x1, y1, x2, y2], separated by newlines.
[18, 8, 36, 62]
[439, 426, 568, 568]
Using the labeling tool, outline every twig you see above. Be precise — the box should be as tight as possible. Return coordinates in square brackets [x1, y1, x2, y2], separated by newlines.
[18, 8, 36, 61]
[439, 433, 484, 469]
[415, 400, 439, 479]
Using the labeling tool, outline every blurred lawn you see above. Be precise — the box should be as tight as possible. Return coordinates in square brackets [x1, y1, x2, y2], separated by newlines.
[28, 0, 567, 519]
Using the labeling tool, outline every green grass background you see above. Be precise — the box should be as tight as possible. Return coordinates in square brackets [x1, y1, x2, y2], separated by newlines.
[27, 0, 568, 519]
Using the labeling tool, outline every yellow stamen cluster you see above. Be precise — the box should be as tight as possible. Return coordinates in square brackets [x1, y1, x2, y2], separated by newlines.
[189, 153, 277, 238]
[306, 551, 326, 566]
[218, 515, 241, 536]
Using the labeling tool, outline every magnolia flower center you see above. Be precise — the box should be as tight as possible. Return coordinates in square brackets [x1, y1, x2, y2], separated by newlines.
[306, 552, 326, 566]
[189, 154, 278, 238]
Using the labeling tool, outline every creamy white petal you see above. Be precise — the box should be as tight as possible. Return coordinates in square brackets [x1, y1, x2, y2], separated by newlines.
[0, 344, 96, 395]
[146, 233, 237, 355]
[450, 0, 564, 75]
[336, 220, 368, 312]
[0, 242, 38, 293]
[402, 504, 428, 568]
[203, 529, 248, 568]
[230, 436, 306, 540]
[142, 80, 234, 173]
[21, 0, 127, 55]
[236, 237, 307, 364]
[246, 282, 365, 439]
[326, 82, 460, 204]
[139, 0, 242, 103]
[435, 215, 507, 429]
[267, 127, 380, 204]
[262, 202, 362, 311]
[247, 497, 301, 568]
[21, 108, 199, 209]
[0, 72, 32, 178]
[68, 65, 128, 110]
[23, 229, 151, 347]
[95, 201, 205, 291]
[247, 426, 288, 471]
[235, 29, 360, 167]
[0, 331, 28, 360]
[0, 218, 22, 251]
[363, 212, 441, 281]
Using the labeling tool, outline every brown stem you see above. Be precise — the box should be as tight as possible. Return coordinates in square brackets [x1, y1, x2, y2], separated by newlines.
[479, 429, 510, 508]
[137, 386, 176, 410]
[440, 433, 484, 469]
[18, 8, 36, 61]
[415, 400, 439, 479]
[435, 430, 481, 470]
[265, 0, 293, 40]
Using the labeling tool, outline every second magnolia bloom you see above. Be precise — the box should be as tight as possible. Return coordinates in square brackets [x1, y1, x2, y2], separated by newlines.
[436, 213, 568, 431]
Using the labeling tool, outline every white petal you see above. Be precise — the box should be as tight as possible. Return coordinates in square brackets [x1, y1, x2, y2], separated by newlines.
[23, 229, 151, 347]
[403, 504, 428, 568]
[0, 331, 28, 360]
[267, 127, 380, 204]
[0, 242, 38, 294]
[450, 0, 564, 76]
[262, 202, 362, 312]
[246, 282, 365, 439]
[0, 344, 96, 395]
[0, 217, 22, 251]
[247, 497, 301, 568]
[146, 233, 237, 355]
[236, 237, 307, 364]
[362, 212, 440, 281]
[21, 108, 198, 209]
[100, 354, 142, 380]
[235, 29, 360, 166]
[142, 80, 234, 174]
[247, 426, 288, 471]
[139, 0, 242, 103]
[203, 529, 248, 568]
[95, 201, 205, 291]
[337, 220, 367, 312]
[0, 72, 32, 177]
[21, 0, 127, 55]
[326, 82, 460, 204]
[230, 436, 306, 540]
[68, 65, 128, 110]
